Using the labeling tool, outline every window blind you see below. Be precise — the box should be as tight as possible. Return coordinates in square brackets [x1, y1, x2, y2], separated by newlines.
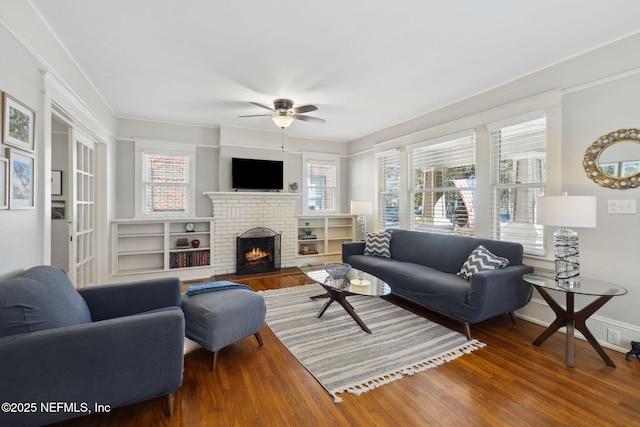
[377, 150, 400, 230]
[490, 115, 546, 255]
[409, 133, 476, 236]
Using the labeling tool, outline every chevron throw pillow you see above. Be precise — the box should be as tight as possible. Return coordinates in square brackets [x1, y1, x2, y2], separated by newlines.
[457, 245, 509, 280]
[364, 230, 392, 258]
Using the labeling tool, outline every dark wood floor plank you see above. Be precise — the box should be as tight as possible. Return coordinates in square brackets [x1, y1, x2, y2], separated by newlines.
[50, 271, 638, 426]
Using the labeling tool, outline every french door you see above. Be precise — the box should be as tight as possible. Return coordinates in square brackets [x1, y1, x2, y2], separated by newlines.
[68, 130, 96, 287]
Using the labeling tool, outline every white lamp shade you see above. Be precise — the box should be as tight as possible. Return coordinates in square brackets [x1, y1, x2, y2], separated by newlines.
[350, 200, 372, 215]
[536, 196, 597, 228]
[272, 115, 294, 128]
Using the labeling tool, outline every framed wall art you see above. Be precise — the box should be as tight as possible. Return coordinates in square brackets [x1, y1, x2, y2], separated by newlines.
[7, 148, 35, 209]
[599, 162, 619, 177]
[51, 200, 65, 219]
[0, 157, 7, 210]
[52, 170, 62, 196]
[621, 160, 640, 177]
[3, 93, 35, 152]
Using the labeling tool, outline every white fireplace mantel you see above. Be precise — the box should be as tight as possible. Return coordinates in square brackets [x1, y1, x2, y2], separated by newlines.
[204, 191, 301, 275]
[204, 191, 303, 199]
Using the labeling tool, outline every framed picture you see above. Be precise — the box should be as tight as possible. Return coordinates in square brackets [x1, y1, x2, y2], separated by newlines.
[52, 170, 62, 196]
[3, 93, 35, 152]
[599, 162, 619, 177]
[7, 148, 35, 209]
[0, 157, 7, 210]
[620, 160, 640, 178]
[51, 200, 65, 219]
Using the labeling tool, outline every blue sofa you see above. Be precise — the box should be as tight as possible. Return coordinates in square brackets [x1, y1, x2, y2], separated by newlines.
[0, 266, 185, 427]
[343, 229, 534, 339]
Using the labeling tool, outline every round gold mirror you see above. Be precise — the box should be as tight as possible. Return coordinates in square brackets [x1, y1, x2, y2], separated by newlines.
[583, 128, 640, 189]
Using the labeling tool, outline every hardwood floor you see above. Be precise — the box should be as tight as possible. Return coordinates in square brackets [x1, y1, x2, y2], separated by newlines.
[53, 271, 639, 427]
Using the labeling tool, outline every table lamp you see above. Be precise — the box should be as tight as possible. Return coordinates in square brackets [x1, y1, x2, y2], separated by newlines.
[536, 193, 596, 284]
[351, 200, 372, 241]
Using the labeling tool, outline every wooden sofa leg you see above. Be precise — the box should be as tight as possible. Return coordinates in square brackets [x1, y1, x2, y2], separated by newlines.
[508, 311, 517, 325]
[463, 322, 472, 340]
[165, 392, 176, 417]
[255, 331, 264, 346]
[211, 350, 219, 371]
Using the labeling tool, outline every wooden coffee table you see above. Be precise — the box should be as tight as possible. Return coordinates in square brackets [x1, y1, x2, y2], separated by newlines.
[300, 263, 391, 333]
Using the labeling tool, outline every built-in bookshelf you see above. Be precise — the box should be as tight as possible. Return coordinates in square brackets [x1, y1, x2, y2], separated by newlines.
[112, 218, 214, 278]
[295, 215, 356, 259]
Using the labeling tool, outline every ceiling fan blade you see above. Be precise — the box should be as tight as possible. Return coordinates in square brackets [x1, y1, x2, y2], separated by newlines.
[292, 104, 317, 114]
[239, 114, 273, 118]
[293, 114, 325, 123]
[249, 101, 275, 112]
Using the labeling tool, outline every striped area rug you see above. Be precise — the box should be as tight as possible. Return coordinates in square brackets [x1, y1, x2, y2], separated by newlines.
[259, 283, 486, 402]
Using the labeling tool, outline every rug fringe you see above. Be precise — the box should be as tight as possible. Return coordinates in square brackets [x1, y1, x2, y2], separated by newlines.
[332, 339, 486, 402]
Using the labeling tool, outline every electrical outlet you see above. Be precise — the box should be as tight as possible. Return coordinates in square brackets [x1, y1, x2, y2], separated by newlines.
[607, 328, 621, 345]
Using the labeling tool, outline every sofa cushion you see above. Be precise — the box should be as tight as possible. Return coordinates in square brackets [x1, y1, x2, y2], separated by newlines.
[0, 266, 92, 337]
[364, 230, 392, 258]
[457, 245, 509, 280]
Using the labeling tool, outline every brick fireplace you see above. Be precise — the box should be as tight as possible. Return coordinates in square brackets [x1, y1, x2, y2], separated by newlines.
[204, 192, 300, 275]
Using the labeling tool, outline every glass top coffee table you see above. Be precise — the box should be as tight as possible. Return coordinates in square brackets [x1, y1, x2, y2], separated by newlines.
[300, 263, 391, 333]
[523, 273, 627, 367]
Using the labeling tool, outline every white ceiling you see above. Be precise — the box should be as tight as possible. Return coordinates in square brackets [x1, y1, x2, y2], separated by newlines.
[31, 0, 640, 142]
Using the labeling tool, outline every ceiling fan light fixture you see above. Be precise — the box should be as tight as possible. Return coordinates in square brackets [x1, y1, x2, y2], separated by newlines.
[272, 114, 294, 129]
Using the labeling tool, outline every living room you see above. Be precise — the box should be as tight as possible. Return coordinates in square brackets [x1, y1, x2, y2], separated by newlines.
[1, 1, 640, 425]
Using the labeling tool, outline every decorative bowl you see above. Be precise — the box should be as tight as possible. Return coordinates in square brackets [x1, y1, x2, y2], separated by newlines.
[324, 262, 351, 277]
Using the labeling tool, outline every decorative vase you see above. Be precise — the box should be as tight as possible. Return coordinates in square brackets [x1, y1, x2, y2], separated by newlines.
[191, 239, 200, 248]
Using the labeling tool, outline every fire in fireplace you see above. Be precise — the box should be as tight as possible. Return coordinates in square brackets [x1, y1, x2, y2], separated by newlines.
[236, 227, 281, 274]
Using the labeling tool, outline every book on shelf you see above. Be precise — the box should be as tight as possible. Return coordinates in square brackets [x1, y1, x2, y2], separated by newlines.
[299, 250, 319, 255]
[170, 249, 210, 269]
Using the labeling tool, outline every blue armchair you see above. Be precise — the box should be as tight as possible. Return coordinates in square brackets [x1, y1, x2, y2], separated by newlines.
[0, 266, 185, 427]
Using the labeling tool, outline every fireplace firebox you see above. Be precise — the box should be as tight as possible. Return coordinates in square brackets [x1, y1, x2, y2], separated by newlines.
[236, 227, 281, 275]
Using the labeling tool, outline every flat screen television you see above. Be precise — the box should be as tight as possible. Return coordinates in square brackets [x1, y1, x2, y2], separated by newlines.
[232, 157, 284, 191]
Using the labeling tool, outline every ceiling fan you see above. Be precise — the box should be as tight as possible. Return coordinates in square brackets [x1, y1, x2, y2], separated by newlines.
[239, 99, 325, 129]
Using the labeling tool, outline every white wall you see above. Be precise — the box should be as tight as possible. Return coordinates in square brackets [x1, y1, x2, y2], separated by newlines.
[560, 73, 640, 325]
[114, 122, 347, 220]
[0, 24, 43, 279]
[0, 2, 118, 281]
[346, 34, 640, 350]
[116, 119, 220, 218]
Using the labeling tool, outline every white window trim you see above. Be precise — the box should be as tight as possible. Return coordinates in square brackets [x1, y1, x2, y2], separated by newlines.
[134, 138, 197, 218]
[302, 152, 341, 214]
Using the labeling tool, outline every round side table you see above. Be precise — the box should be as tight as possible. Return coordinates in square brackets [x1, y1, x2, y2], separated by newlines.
[523, 274, 627, 367]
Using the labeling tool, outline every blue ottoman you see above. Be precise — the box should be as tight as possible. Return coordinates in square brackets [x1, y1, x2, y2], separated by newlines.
[182, 287, 266, 370]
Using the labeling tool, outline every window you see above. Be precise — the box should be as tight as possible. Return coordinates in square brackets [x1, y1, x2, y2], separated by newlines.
[409, 131, 476, 236]
[306, 159, 337, 212]
[377, 149, 400, 230]
[490, 114, 546, 254]
[143, 152, 189, 214]
[135, 139, 196, 217]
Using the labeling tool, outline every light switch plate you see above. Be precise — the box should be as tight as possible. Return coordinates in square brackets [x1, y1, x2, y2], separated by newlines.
[607, 200, 637, 214]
